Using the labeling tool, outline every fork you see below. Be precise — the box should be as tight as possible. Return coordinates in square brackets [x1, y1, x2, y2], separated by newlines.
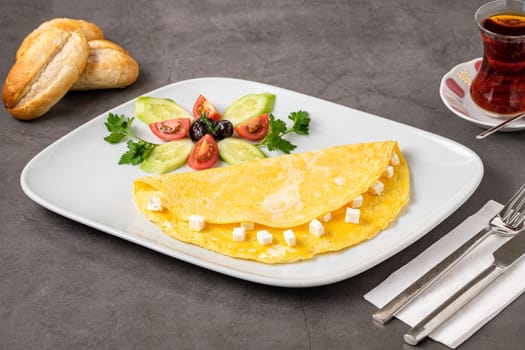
[373, 183, 525, 324]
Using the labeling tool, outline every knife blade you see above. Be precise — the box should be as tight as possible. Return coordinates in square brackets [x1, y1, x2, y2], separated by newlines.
[404, 231, 525, 346]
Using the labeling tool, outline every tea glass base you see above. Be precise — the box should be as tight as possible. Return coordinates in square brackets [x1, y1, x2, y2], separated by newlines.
[473, 104, 524, 119]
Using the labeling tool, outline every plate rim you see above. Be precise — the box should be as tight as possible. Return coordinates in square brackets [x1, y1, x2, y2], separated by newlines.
[20, 76, 484, 287]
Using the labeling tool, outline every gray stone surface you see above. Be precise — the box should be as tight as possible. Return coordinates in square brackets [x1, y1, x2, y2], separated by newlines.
[1, 0, 524, 349]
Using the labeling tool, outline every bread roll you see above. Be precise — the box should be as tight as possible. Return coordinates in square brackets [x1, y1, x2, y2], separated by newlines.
[70, 39, 139, 90]
[2, 28, 90, 120]
[16, 18, 103, 60]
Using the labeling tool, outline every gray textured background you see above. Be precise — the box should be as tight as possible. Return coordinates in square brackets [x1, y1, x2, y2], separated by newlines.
[1, 0, 524, 349]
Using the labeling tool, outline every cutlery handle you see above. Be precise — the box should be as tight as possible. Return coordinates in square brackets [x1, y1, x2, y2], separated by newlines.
[373, 227, 491, 324]
[403, 263, 504, 346]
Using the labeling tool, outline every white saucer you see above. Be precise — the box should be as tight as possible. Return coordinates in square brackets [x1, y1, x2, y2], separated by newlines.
[439, 58, 525, 132]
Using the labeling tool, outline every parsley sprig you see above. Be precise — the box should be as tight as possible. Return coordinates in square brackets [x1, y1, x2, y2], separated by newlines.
[257, 110, 310, 154]
[104, 113, 158, 165]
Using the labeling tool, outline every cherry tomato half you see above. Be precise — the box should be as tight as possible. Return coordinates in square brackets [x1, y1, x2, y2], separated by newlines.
[234, 113, 269, 141]
[187, 134, 219, 170]
[149, 118, 191, 141]
[193, 94, 221, 122]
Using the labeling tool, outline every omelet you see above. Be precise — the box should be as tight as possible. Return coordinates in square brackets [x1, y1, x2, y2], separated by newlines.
[133, 140, 410, 263]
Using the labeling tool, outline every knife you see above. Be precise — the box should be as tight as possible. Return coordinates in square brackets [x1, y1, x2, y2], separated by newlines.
[403, 230, 525, 346]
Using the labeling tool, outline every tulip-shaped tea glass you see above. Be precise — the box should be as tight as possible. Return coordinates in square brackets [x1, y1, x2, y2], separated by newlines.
[471, 0, 525, 116]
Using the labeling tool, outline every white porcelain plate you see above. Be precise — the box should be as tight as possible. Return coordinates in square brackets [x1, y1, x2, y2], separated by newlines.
[440, 57, 525, 131]
[21, 77, 483, 287]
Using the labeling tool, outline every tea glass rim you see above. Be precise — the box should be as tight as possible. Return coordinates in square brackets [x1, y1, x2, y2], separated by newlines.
[475, 0, 525, 39]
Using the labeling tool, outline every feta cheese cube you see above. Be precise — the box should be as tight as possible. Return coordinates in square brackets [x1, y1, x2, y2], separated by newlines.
[390, 152, 400, 166]
[283, 229, 296, 247]
[320, 212, 332, 222]
[147, 196, 163, 211]
[368, 180, 384, 195]
[257, 230, 273, 245]
[345, 207, 360, 224]
[240, 222, 255, 230]
[382, 165, 394, 179]
[232, 227, 246, 242]
[309, 218, 325, 237]
[351, 195, 363, 208]
[189, 215, 206, 231]
[334, 176, 346, 186]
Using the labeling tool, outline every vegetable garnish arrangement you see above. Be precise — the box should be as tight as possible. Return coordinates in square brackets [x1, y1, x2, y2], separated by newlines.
[103, 93, 311, 174]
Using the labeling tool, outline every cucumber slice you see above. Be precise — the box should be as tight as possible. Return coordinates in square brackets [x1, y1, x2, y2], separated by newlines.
[218, 138, 266, 165]
[222, 93, 275, 126]
[135, 96, 192, 124]
[140, 139, 194, 174]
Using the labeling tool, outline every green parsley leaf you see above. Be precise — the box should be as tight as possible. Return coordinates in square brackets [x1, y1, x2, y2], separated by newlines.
[119, 140, 155, 165]
[266, 136, 296, 154]
[268, 114, 287, 135]
[104, 113, 124, 131]
[257, 111, 310, 154]
[105, 113, 134, 132]
[104, 113, 135, 144]
[289, 110, 310, 135]
[104, 131, 127, 144]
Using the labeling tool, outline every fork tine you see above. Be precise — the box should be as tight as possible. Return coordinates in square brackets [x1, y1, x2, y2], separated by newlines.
[508, 211, 520, 227]
[503, 209, 515, 222]
[512, 211, 525, 228]
[508, 194, 525, 228]
[501, 184, 525, 219]
[514, 193, 525, 213]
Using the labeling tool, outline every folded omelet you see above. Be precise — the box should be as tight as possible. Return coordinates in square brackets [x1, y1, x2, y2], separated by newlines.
[134, 140, 410, 263]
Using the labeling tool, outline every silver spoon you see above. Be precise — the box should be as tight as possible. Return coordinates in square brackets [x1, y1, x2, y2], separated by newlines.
[476, 112, 525, 139]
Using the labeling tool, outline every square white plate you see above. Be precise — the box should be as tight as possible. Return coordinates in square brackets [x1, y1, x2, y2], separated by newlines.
[20, 77, 483, 287]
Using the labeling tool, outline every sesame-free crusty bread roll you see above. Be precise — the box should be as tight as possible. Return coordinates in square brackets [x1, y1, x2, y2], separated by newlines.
[2, 28, 90, 120]
[16, 18, 103, 60]
[71, 39, 139, 90]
